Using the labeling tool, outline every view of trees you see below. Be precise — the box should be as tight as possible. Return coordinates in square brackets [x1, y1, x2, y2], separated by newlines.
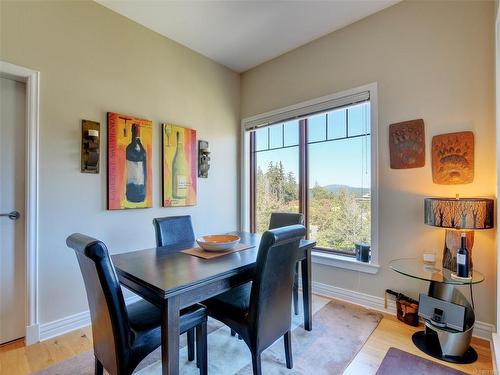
[256, 162, 299, 233]
[256, 162, 370, 255]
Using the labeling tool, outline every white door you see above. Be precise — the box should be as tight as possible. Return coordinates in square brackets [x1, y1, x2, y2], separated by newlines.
[0, 76, 26, 344]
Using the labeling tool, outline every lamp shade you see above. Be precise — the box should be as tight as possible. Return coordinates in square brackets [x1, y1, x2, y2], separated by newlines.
[424, 197, 494, 229]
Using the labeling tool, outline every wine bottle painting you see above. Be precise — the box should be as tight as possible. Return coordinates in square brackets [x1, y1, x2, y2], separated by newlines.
[107, 112, 153, 209]
[162, 123, 196, 207]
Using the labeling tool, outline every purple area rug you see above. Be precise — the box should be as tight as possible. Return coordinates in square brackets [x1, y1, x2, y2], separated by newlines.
[376, 347, 468, 375]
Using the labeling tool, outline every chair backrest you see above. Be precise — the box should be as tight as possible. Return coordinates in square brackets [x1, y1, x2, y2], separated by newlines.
[248, 224, 306, 351]
[268, 212, 304, 230]
[153, 215, 195, 247]
[66, 233, 130, 374]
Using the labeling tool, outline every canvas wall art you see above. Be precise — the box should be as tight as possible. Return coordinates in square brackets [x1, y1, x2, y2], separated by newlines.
[108, 112, 153, 209]
[431, 131, 474, 184]
[389, 119, 425, 169]
[162, 123, 197, 207]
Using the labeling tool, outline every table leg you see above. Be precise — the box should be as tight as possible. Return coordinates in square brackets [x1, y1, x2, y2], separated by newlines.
[161, 296, 181, 375]
[301, 248, 312, 331]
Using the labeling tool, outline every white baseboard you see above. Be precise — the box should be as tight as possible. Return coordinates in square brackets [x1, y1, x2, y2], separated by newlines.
[310, 280, 495, 341]
[475, 320, 496, 342]
[36, 282, 495, 343]
[311, 279, 398, 315]
[38, 295, 141, 342]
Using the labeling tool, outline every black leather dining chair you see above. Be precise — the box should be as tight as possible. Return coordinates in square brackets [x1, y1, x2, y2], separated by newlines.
[66, 233, 208, 375]
[204, 224, 307, 375]
[269, 212, 304, 315]
[152, 215, 197, 360]
[229, 212, 304, 339]
[153, 215, 195, 247]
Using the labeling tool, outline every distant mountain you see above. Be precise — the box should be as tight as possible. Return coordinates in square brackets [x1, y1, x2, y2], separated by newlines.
[315, 184, 369, 198]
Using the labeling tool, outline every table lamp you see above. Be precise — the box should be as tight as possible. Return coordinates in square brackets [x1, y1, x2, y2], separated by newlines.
[424, 197, 494, 272]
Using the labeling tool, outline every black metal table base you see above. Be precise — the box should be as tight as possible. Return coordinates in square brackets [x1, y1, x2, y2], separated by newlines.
[412, 331, 478, 364]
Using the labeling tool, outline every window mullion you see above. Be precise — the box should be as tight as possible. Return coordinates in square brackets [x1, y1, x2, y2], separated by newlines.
[299, 119, 309, 238]
[346, 108, 349, 137]
[249, 131, 256, 233]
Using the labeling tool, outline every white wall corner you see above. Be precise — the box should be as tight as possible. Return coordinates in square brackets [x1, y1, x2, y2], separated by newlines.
[310, 280, 494, 341]
[38, 295, 141, 342]
[492, 333, 499, 375]
[25, 324, 40, 345]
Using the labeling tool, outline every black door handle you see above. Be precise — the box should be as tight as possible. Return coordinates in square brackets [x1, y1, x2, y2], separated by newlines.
[0, 211, 20, 220]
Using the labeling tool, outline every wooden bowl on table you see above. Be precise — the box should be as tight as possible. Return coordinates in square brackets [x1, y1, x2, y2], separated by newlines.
[196, 234, 240, 252]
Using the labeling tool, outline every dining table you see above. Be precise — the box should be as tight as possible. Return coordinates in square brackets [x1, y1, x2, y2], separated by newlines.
[111, 231, 316, 375]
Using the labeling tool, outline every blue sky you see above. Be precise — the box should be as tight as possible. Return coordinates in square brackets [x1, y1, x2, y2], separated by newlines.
[255, 102, 371, 189]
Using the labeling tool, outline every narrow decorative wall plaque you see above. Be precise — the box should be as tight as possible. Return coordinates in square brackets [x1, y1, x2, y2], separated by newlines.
[81, 120, 100, 173]
[389, 119, 425, 169]
[431, 131, 474, 184]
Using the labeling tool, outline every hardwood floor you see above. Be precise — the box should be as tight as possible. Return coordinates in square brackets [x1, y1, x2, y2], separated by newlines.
[0, 303, 493, 374]
[0, 326, 93, 375]
[345, 313, 493, 375]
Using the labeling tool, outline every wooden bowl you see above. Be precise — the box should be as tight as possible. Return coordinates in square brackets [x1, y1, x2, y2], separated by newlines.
[196, 234, 240, 252]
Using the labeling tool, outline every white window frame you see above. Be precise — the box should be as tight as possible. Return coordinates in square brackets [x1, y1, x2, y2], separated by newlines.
[240, 83, 380, 274]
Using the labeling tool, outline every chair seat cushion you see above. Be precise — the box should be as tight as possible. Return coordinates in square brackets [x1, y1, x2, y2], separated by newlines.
[204, 282, 252, 320]
[127, 299, 206, 335]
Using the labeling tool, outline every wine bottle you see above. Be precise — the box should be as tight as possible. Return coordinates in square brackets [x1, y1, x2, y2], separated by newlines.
[125, 124, 147, 203]
[456, 232, 469, 278]
[172, 131, 188, 199]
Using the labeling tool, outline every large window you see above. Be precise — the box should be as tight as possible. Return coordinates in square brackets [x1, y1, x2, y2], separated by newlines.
[247, 89, 375, 258]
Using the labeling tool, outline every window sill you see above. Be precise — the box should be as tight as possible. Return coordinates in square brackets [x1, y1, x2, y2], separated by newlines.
[311, 251, 380, 274]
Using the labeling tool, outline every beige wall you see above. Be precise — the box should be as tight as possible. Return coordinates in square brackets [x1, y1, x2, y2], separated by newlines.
[0, 1, 240, 323]
[242, 1, 496, 324]
[0, 0, 496, 329]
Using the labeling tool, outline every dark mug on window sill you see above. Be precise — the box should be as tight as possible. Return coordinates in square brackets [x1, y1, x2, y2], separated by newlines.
[355, 243, 371, 262]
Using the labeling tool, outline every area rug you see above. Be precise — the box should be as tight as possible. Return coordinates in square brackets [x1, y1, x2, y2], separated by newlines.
[35, 295, 382, 375]
[375, 347, 468, 375]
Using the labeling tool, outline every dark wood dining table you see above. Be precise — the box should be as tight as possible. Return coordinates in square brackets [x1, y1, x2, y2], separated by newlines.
[111, 231, 316, 375]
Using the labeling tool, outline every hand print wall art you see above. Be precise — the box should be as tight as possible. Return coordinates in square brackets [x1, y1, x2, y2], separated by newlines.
[431, 131, 474, 184]
[389, 119, 425, 169]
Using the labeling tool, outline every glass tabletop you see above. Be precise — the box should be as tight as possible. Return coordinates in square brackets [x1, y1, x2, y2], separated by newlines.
[389, 258, 484, 285]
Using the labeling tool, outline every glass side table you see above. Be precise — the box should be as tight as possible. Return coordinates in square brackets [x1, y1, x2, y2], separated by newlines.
[389, 258, 484, 364]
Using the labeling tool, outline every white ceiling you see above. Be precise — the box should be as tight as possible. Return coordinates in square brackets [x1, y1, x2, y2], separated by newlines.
[97, 0, 400, 73]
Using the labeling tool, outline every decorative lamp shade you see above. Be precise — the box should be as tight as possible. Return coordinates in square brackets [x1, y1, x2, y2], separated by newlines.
[424, 198, 494, 230]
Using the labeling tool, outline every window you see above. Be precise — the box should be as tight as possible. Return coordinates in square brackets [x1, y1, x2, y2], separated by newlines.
[244, 86, 377, 259]
[253, 122, 300, 233]
[307, 103, 371, 256]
